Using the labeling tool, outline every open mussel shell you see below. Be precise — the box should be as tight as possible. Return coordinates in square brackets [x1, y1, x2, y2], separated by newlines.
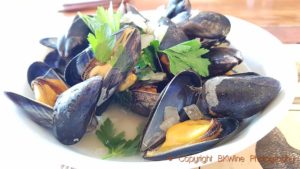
[159, 24, 189, 50]
[57, 15, 91, 58]
[171, 11, 190, 24]
[165, 0, 191, 20]
[198, 73, 281, 119]
[158, 17, 175, 27]
[143, 117, 239, 160]
[65, 27, 141, 116]
[141, 71, 201, 152]
[53, 76, 102, 145]
[203, 47, 243, 77]
[97, 27, 141, 106]
[64, 47, 94, 86]
[28, 61, 69, 107]
[44, 50, 68, 75]
[27, 62, 53, 86]
[5, 89, 100, 142]
[6, 76, 101, 145]
[40, 37, 57, 49]
[5, 91, 54, 129]
[181, 11, 230, 46]
[125, 3, 149, 22]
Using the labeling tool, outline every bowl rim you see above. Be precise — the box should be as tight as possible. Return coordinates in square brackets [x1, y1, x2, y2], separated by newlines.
[1, 11, 298, 169]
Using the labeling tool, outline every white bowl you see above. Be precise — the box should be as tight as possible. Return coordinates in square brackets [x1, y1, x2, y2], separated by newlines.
[0, 11, 297, 169]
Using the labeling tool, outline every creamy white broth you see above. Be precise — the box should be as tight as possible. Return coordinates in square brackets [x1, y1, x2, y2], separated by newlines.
[70, 103, 148, 159]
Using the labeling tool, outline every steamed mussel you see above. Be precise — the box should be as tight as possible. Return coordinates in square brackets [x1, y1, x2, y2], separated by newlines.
[165, 0, 191, 24]
[5, 76, 102, 144]
[39, 15, 91, 76]
[64, 26, 141, 115]
[5, 0, 283, 162]
[41, 15, 91, 59]
[181, 11, 231, 47]
[140, 71, 280, 160]
[27, 62, 68, 107]
[6, 26, 142, 144]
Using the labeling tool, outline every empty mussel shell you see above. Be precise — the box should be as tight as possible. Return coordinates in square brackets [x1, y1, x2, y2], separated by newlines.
[57, 15, 91, 58]
[5, 91, 54, 129]
[165, 0, 191, 20]
[44, 50, 68, 75]
[64, 47, 94, 86]
[40, 37, 57, 49]
[27, 62, 53, 86]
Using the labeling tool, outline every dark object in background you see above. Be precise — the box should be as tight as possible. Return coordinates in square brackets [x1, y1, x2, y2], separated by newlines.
[256, 127, 300, 169]
[59, 0, 130, 12]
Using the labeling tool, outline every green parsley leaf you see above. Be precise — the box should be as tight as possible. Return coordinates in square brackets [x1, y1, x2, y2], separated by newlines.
[94, 6, 121, 33]
[161, 39, 210, 77]
[78, 13, 99, 34]
[87, 25, 116, 62]
[136, 40, 161, 80]
[78, 5, 122, 64]
[96, 118, 142, 159]
[136, 67, 166, 81]
[149, 40, 160, 51]
[137, 40, 160, 70]
[137, 47, 157, 71]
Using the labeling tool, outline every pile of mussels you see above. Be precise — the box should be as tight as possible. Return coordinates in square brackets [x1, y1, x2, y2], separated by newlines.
[5, 0, 281, 160]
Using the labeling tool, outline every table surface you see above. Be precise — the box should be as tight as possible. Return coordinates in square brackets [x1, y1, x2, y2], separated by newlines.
[1, 0, 300, 168]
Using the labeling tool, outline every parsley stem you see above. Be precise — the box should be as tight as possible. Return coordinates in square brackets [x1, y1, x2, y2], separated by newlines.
[102, 152, 117, 159]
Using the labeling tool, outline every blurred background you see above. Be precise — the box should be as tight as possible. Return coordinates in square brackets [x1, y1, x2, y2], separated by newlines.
[59, 0, 300, 43]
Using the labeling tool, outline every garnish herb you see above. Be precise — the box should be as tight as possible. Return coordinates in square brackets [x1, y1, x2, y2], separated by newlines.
[136, 40, 160, 80]
[96, 118, 142, 159]
[137, 40, 159, 71]
[137, 39, 210, 77]
[78, 4, 122, 64]
[80, 6, 210, 77]
[161, 39, 210, 77]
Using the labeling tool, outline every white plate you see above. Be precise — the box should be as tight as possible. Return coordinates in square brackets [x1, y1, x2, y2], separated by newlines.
[0, 11, 297, 169]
